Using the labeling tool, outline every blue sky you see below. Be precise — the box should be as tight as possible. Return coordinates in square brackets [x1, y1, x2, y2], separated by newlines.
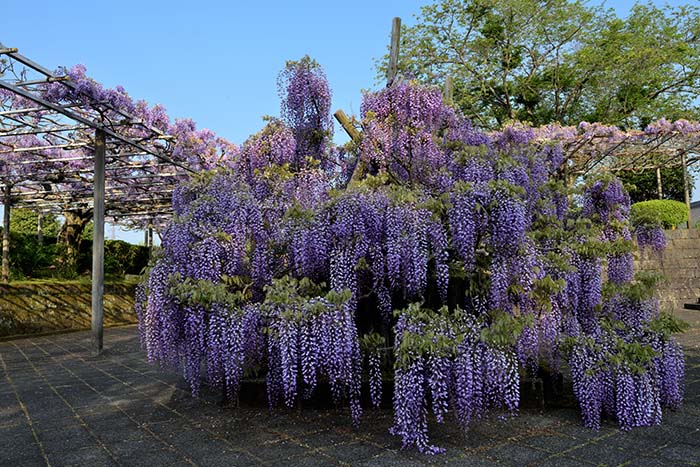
[1, 0, 695, 242]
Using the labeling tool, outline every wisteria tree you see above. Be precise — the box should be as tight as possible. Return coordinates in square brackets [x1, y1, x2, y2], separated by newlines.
[137, 60, 688, 454]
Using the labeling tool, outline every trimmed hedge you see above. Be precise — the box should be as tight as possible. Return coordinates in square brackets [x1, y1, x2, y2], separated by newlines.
[630, 199, 688, 228]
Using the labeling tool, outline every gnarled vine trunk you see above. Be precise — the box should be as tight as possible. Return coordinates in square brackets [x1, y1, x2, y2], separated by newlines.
[58, 208, 92, 276]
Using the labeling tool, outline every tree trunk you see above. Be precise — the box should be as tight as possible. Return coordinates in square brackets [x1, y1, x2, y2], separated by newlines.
[58, 208, 92, 276]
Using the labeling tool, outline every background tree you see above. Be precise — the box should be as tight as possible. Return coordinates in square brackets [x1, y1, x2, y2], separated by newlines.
[10, 209, 60, 238]
[385, 0, 700, 129]
[617, 167, 691, 204]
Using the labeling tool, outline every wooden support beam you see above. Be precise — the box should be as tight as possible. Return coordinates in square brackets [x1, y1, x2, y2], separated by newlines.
[443, 76, 454, 105]
[92, 129, 106, 354]
[334, 110, 361, 142]
[656, 167, 663, 200]
[387, 17, 401, 87]
[334, 110, 366, 183]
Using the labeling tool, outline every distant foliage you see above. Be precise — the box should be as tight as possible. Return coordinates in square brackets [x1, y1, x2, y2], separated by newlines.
[10, 209, 60, 238]
[618, 167, 692, 204]
[137, 63, 685, 454]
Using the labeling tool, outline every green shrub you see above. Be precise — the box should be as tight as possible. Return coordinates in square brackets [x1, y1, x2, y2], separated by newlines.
[5, 232, 59, 279]
[79, 239, 150, 277]
[630, 199, 688, 228]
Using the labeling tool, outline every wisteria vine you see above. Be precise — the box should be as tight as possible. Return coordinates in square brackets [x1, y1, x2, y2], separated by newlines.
[137, 65, 687, 454]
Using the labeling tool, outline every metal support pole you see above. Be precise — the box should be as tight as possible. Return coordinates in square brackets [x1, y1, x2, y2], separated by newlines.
[2, 185, 11, 283]
[92, 130, 106, 354]
[387, 17, 401, 87]
[656, 167, 663, 199]
[681, 151, 691, 228]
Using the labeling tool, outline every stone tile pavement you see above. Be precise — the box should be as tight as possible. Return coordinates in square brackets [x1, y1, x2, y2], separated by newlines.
[1, 325, 698, 467]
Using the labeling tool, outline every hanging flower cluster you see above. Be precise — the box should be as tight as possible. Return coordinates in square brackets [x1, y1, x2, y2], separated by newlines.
[137, 61, 687, 455]
[562, 177, 685, 430]
[391, 305, 521, 454]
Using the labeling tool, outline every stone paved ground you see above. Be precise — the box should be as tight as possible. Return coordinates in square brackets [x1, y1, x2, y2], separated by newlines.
[1, 325, 698, 467]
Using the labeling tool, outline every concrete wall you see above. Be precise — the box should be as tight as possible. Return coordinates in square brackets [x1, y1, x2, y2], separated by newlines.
[0, 282, 137, 337]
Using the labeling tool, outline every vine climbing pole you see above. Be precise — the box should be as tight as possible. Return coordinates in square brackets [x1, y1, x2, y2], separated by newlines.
[91, 129, 106, 354]
[2, 184, 10, 283]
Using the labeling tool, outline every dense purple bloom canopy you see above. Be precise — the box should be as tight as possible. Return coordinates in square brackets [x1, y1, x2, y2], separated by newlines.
[137, 66, 685, 454]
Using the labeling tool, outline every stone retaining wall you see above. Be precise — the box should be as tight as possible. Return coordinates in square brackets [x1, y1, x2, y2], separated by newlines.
[0, 281, 137, 337]
[634, 229, 700, 312]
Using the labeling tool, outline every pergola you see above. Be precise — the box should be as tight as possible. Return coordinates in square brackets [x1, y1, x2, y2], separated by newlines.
[531, 121, 700, 225]
[0, 44, 197, 353]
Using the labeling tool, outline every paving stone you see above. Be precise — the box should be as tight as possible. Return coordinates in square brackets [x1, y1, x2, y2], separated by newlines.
[45, 445, 116, 466]
[275, 453, 341, 466]
[529, 455, 598, 467]
[353, 451, 427, 467]
[482, 442, 552, 466]
[567, 441, 635, 466]
[623, 455, 692, 467]
[112, 447, 186, 467]
[520, 433, 583, 453]
[655, 443, 700, 465]
[188, 450, 256, 467]
[253, 438, 312, 463]
[320, 441, 385, 463]
[1, 326, 699, 467]
[430, 453, 503, 466]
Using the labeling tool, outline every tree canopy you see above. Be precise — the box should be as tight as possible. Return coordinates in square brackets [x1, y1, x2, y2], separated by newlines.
[384, 0, 700, 129]
[10, 209, 60, 238]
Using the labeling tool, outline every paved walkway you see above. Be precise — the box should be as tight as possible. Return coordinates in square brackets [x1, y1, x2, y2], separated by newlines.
[0, 326, 698, 467]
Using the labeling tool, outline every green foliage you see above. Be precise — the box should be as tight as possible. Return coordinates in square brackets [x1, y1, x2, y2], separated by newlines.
[610, 339, 657, 375]
[603, 271, 664, 302]
[382, 0, 700, 128]
[393, 303, 530, 369]
[480, 309, 531, 348]
[360, 332, 387, 353]
[104, 240, 150, 276]
[648, 311, 691, 339]
[82, 221, 93, 240]
[630, 199, 688, 228]
[2, 227, 147, 280]
[10, 209, 60, 238]
[263, 275, 327, 306]
[618, 167, 692, 203]
[7, 232, 59, 280]
[532, 276, 565, 311]
[394, 304, 462, 368]
[169, 274, 252, 309]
